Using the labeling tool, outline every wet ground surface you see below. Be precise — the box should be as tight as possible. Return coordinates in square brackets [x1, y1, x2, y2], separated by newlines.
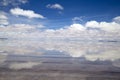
[0, 54, 120, 80]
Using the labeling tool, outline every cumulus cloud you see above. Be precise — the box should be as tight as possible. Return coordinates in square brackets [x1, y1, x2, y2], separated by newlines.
[10, 8, 45, 19]
[0, 12, 9, 26]
[85, 16, 120, 32]
[0, 24, 36, 33]
[38, 16, 120, 38]
[86, 21, 99, 28]
[86, 20, 120, 32]
[0, 0, 28, 6]
[1, 16, 120, 40]
[46, 4, 64, 10]
[68, 23, 86, 31]
[0, 23, 46, 39]
[113, 16, 120, 23]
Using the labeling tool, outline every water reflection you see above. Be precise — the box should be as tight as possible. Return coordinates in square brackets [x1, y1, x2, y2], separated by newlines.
[0, 54, 7, 65]
[0, 39, 120, 80]
[0, 39, 120, 60]
[9, 61, 41, 70]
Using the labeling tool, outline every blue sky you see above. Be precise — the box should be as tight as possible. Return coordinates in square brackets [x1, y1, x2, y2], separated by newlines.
[20, 0, 120, 28]
[1, 0, 120, 29]
[0, 0, 120, 40]
[1, 0, 120, 63]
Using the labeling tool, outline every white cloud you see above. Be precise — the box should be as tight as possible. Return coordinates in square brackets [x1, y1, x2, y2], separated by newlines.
[113, 16, 120, 23]
[68, 23, 86, 31]
[99, 22, 120, 32]
[86, 21, 120, 32]
[0, 0, 28, 6]
[0, 24, 36, 32]
[85, 21, 99, 28]
[46, 4, 64, 10]
[0, 23, 45, 39]
[1, 16, 120, 40]
[72, 17, 84, 23]
[0, 12, 9, 26]
[10, 8, 45, 19]
[18, 0, 28, 4]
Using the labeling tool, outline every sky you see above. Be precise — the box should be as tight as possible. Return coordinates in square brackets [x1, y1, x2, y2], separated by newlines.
[0, 0, 120, 67]
[0, 0, 120, 39]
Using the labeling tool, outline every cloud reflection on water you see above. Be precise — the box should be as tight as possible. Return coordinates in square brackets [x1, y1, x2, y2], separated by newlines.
[0, 39, 120, 68]
[9, 61, 41, 70]
[0, 54, 7, 65]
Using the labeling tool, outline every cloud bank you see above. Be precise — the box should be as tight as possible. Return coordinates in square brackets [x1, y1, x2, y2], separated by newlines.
[86, 20, 120, 32]
[1, 15, 120, 40]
